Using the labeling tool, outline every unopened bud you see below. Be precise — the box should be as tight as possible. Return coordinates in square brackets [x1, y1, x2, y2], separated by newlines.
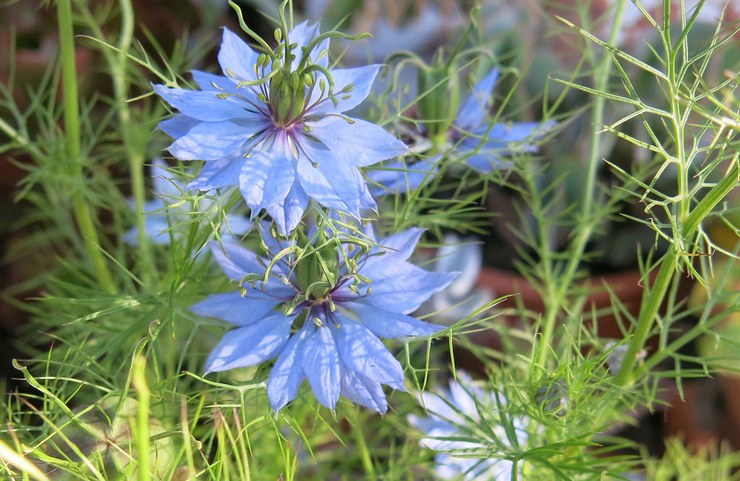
[290, 72, 301, 91]
[303, 73, 314, 88]
[273, 28, 283, 44]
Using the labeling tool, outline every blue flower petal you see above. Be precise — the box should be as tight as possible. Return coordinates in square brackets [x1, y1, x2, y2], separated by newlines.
[296, 140, 373, 216]
[332, 316, 406, 389]
[471, 121, 544, 144]
[191, 70, 241, 94]
[190, 291, 286, 326]
[368, 158, 438, 197]
[256, 222, 297, 266]
[340, 371, 388, 414]
[308, 117, 407, 167]
[265, 182, 309, 236]
[159, 114, 199, 138]
[287, 21, 329, 70]
[309, 65, 381, 115]
[302, 326, 341, 410]
[188, 156, 244, 192]
[340, 302, 444, 338]
[455, 68, 499, 131]
[462, 153, 508, 174]
[169, 121, 254, 161]
[458, 121, 555, 174]
[223, 214, 252, 236]
[367, 227, 425, 263]
[218, 28, 260, 84]
[239, 151, 296, 212]
[209, 240, 263, 280]
[267, 327, 310, 412]
[361, 263, 456, 314]
[204, 313, 293, 373]
[144, 217, 175, 245]
[153, 85, 257, 122]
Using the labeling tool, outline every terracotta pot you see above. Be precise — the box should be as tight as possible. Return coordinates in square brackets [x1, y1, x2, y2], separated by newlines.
[450, 266, 691, 373]
[0, 30, 94, 107]
[476, 267, 650, 337]
[663, 378, 720, 449]
[717, 374, 740, 449]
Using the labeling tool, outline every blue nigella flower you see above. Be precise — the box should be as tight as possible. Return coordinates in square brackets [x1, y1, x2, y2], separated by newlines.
[368, 68, 555, 192]
[450, 68, 555, 174]
[191, 226, 455, 413]
[408, 372, 529, 480]
[154, 23, 407, 235]
[123, 159, 250, 246]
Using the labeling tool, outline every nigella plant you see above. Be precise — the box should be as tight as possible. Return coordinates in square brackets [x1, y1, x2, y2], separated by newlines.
[408, 372, 530, 480]
[190, 226, 455, 413]
[154, 15, 407, 235]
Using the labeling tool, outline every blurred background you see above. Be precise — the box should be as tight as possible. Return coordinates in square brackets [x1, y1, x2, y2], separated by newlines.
[1, 0, 738, 463]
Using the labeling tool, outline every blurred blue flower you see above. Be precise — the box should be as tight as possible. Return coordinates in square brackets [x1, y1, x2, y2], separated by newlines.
[154, 23, 407, 235]
[408, 372, 529, 480]
[430, 234, 491, 323]
[124, 159, 250, 246]
[339, 3, 462, 64]
[191, 226, 455, 413]
[367, 156, 438, 197]
[450, 68, 555, 174]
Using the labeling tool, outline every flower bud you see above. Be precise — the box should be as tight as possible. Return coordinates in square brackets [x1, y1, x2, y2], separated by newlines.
[303, 73, 314, 88]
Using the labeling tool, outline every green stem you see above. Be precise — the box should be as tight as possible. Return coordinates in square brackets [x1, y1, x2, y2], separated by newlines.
[614, 253, 675, 385]
[115, 0, 155, 284]
[534, 0, 627, 370]
[57, 0, 116, 293]
[614, 4, 739, 384]
[533, 222, 595, 369]
[0, 117, 44, 159]
[580, 0, 627, 220]
[667, 34, 690, 226]
[132, 356, 151, 481]
[349, 408, 376, 480]
[615, 160, 739, 385]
